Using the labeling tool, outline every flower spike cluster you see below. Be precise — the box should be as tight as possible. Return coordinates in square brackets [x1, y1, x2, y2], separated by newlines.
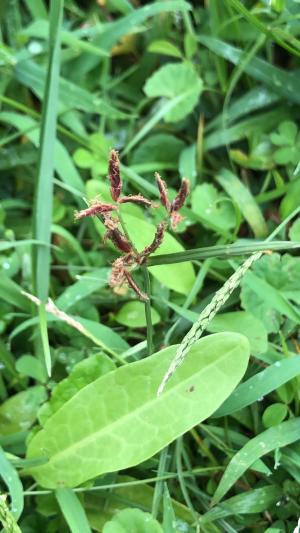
[155, 172, 190, 229]
[75, 150, 190, 301]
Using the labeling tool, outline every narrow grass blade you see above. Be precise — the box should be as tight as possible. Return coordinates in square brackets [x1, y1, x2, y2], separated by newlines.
[214, 356, 300, 417]
[0, 274, 31, 312]
[0, 446, 23, 519]
[198, 35, 300, 105]
[216, 169, 268, 238]
[33, 0, 63, 299]
[202, 485, 282, 523]
[32, 0, 63, 376]
[56, 488, 92, 533]
[226, 0, 300, 57]
[212, 418, 300, 504]
[148, 241, 300, 266]
[123, 92, 194, 155]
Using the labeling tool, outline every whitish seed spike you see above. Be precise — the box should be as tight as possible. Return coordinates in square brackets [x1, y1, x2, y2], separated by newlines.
[157, 251, 263, 396]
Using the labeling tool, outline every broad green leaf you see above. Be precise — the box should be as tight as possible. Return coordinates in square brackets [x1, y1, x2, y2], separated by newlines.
[0, 386, 47, 436]
[73, 148, 94, 169]
[214, 356, 300, 418]
[114, 301, 160, 328]
[16, 355, 45, 383]
[191, 183, 236, 231]
[144, 63, 203, 123]
[208, 311, 268, 356]
[271, 121, 298, 146]
[262, 403, 288, 428]
[38, 354, 115, 426]
[103, 508, 163, 532]
[26, 333, 250, 488]
[56, 488, 92, 533]
[201, 485, 282, 523]
[216, 169, 268, 237]
[124, 214, 195, 295]
[213, 418, 300, 504]
[148, 40, 182, 58]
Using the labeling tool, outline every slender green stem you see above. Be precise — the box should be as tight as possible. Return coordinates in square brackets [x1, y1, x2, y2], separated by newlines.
[148, 240, 300, 266]
[151, 446, 169, 518]
[141, 266, 153, 356]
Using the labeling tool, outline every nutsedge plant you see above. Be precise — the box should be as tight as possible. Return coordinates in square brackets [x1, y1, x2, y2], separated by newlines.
[75, 150, 190, 305]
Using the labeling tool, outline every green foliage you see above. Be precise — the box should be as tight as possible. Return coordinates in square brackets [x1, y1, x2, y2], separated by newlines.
[241, 253, 300, 332]
[103, 508, 163, 533]
[27, 333, 249, 488]
[2, 0, 300, 531]
[144, 63, 203, 123]
[124, 214, 196, 295]
[114, 301, 160, 328]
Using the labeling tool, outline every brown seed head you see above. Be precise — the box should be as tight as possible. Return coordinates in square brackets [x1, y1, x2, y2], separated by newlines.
[170, 178, 190, 212]
[118, 194, 153, 207]
[124, 271, 149, 302]
[109, 149, 122, 201]
[140, 222, 166, 259]
[109, 228, 133, 254]
[155, 172, 170, 211]
[74, 201, 117, 220]
[170, 211, 184, 230]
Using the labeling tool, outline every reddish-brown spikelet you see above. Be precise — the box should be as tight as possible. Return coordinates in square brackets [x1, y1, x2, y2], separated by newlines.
[110, 257, 126, 287]
[155, 172, 170, 211]
[170, 178, 190, 212]
[124, 271, 149, 301]
[140, 222, 166, 258]
[109, 149, 122, 201]
[118, 194, 153, 207]
[170, 211, 184, 230]
[109, 228, 133, 254]
[74, 202, 117, 220]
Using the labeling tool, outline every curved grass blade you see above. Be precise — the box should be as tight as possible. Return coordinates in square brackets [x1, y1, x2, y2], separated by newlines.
[198, 35, 300, 105]
[214, 356, 300, 417]
[202, 485, 282, 523]
[56, 488, 92, 533]
[216, 169, 268, 238]
[212, 418, 300, 504]
[0, 446, 23, 519]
